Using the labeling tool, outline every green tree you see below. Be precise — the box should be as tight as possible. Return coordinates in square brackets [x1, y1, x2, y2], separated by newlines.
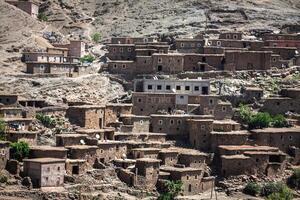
[248, 112, 272, 129]
[272, 114, 290, 128]
[158, 180, 183, 200]
[38, 13, 48, 22]
[36, 113, 56, 128]
[238, 104, 253, 123]
[91, 33, 101, 43]
[80, 54, 95, 63]
[10, 141, 30, 161]
[0, 119, 6, 140]
[243, 182, 261, 196]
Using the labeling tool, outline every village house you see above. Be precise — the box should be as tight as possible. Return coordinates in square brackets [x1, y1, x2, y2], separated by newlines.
[75, 128, 115, 140]
[241, 87, 264, 103]
[66, 105, 105, 129]
[104, 103, 132, 127]
[0, 107, 23, 118]
[66, 145, 98, 167]
[175, 38, 205, 53]
[53, 40, 86, 58]
[0, 141, 10, 170]
[115, 132, 166, 143]
[118, 114, 151, 133]
[131, 147, 161, 159]
[0, 94, 18, 106]
[219, 32, 243, 40]
[56, 133, 89, 147]
[23, 158, 65, 188]
[65, 159, 87, 175]
[97, 140, 127, 163]
[6, 0, 39, 18]
[6, 130, 38, 145]
[29, 146, 68, 159]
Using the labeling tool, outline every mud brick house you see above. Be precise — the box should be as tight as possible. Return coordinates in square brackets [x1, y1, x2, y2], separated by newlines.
[219, 32, 243, 40]
[23, 158, 65, 188]
[56, 134, 88, 147]
[134, 78, 210, 95]
[224, 50, 272, 71]
[152, 53, 185, 73]
[250, 127, 300, 152]
[158, 149, 179, 166]
[213, 120, 241, 132]
[104, 103, 132, 126]
[18, 98, 47, 108]
[262, 33, 300, 41]
[178, 151, 209, 168]
[264, 40, 300, 49]
[0, 141, 10, 170]
[0, 107, 23, 118]
[0, 94, 18, 106]
[175, 38, 205, 53]
[159, 166, 208, 195]
[53, 40, 86, 58]
[29, 146, 68, 159]
[207, 39, 264, 51]
[260, 88, 300, 115]
[107, 44, 136, 60]
[26, 62, 83, 76]
[115, 132, 166, 143]
[150, 114, 210, 140]
[65, 159, 87, 175]
[97, 141, 127, 163]
[6, 130, 38, 145]
[66, 105, 105, 129]
[110, 37, 155, 44]
[241, 87, 264, 103]
[262, 46, 297, 60]
[219, 145, 287, 177]
[118, 114, 151, 133]
[131, 148, 161, 159]
[75, 128, 115, 140]
[66, 145, 98, 167]
[113, 159, 136, 169]
[3, 117, 34, 131]
[183, 54, 225, 71]
[6, 0, 39, 18]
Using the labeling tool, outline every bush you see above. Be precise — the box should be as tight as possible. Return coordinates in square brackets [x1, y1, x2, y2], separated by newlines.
[272, 114, 290, 128]
[243, 182, 261, 196]
[158, 180, 182, 200]
[91, 33, 101, 43]
[36, 113, 56, 128]
[0, 173, 8, 183]
[239, 104, 254, 123]
[266, 184, 293, 200]
[261, 182, 286, 197]
[10, 141, 30, 162]
[0, 119, 6, 140]
[287, 168, 300, 189]
[38, 13, 48, 22]
[80, 54, 95, 63]
[248, 112, 272, 129]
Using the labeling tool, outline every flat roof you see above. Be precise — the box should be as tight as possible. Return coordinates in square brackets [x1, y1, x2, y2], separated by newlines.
[244, 87, 263, 91]
[244, 151, 286, 156]
[76, 128, 114, 133]
[251, 127, 300, 134]
[30, 146, 67, 151]
[218, 145, 278, 151]
[105, 103, 133, 107]
[65, 145, 98, 150]
[160, 166, 202, 172]
[211, 130, 250, 135]
[132, 147, 161, 151]
[69, 105, 105, 109]
[56, 134, 88, 138]
[115, 132, 166, 136]
[213, 120, 239, 125]
[23, 158, 65, 164]
[136, 158, 161, 163]
[221, 155, 250, 160]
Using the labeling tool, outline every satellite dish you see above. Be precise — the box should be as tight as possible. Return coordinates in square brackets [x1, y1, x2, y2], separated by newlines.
[171, 88, 176, 93]
[121, 153, 127, 159]
[80, 139, 85, 145]
[96, 134, 100, 139]
[295, 50, 299, 55]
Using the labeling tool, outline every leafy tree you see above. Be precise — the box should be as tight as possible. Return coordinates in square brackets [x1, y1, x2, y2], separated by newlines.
[38, 13, 48, 22]
[0, 119, 6, 140]
[243, 182, 261, 196]
[158, 180, 182, 200]
[80, 54, 95, 63]
[248, 112, 272, 129]
[10, 141, 30, 161]
[272, 114, 290, 128]
[36, 113, 56, 128]
[239, 104, 253, 123]
[287, 168, 300, 189]
[91, 33, 101, 43]
[266, 184, 293, 200]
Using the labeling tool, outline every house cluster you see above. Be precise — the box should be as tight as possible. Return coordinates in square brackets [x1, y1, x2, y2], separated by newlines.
[1, 80, 299, 195]
[22, 40, 87, 76]
[105, 33, 300, 77]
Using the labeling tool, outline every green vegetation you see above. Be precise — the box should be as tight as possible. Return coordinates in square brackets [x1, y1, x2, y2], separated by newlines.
[0, 173, 8, 183]
[36, 113, 56, 128]
[38, 13, 48, 22]
[91, 32, 101, 43]
[158, 180, 183, 200]
[0, 119, 6, 140]
[243, 182, 261, 196]
[238, 104, 290, 129]
[10, 141, 30, 162]
[80, 54, 95, 63]
[287, 168, 300, 189]
[266, 184, 293, 200]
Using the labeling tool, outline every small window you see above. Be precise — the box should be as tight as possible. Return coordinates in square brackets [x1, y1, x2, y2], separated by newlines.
[166, 85, 171, 90]
[170, 119, 174, 125]
[128, 48, 132, 52]
[122, 64, 126, 69]
[113, 64, 117, 68]
[147, 85, 153, 90]
[181, 43, 184, 47]
[138, 98, 142, 103]
[157, 85, 162, 90]
[180, 95, 184, 99]
[140, 120, 144, 125]
[217, 41, 222, 46]
[195, 175, 197, 179]
[176, 85, 181, 90]
[177, 120, 181, 125]
[158, 58, 162, 63]
[201, 125, 205, 130]
[197, 43, 201, 47]
[233, 34, 238, 39]
[187, 175, 189, 180]
[209, 99, 213, 105]
[289, 136, 293, 140]
[58, 167, 60, 171]
[194, 86, 199, 91]
[185, 86, 190, 91]
[113, 48, 116, 52]
[222, 106, 226, 111]
[159, 120, 163, 125]
[191, 43, 195, 47]
[40, 65, 44, 70]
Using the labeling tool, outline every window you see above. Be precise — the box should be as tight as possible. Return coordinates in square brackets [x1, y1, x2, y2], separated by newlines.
[58, 167, 60, 171]
[226, 34, 230, 39]
[140, 120, 144, 125]
[138, 98, 142, 103]
[40, 65, 44, 70]
[176, 85, 181, 90]
[272, 57, 277, 62]
[147, 85, 153, 90]
[128, 47, 132, 52]
[201, 125, 205, 130]
[177, 59, 180, 63]
[217, 41, 222, 46]
[177, 120, 181, 125]
[187, 175, 189, 180]
[209, 99, 213, 105]
[185, 86, 190, 91]
[170, 119, 174, 125]
[195, 175, 198, 179]
[113, 48, 116, 52]
[113, 64, 117, 68]
[181, 43, 184, 47]
[233, 34, 238, 39]
[289, 136, 293, 140]
[122, 64, 126, 69]
[194, 86, 199, 91]
[166, 85, 171, 90]
[158, 58, 162, 63]
[197, 43, 201, 47]
[222, 106, 226, 111]
[180, 95, 184, 99]
[159, 120, 163, 125]
[157, 85, 162, 90]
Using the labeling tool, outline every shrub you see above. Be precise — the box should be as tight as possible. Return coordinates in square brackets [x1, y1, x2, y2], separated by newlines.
[36, 113, 56, 128]
[239, 104, 253, 123]
[10, 141, 30, 162]
[80, 54, 95, 63]
[287, 168, 300, 189]
[0, 119, 6, 140]
[0, 173, 8, 183]
[248, 112, 272, 129]
[266, 184, 293, 200]
[261, 182, 286, 197]
[158, 180, 182, 200]
[38, 13, 48, 22]
[272, 114, 290, 128]
[243, 182, 261, 196]
[91, 33, 101, 43]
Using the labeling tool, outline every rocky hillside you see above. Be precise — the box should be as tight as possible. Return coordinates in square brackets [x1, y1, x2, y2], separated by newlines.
[39, 0, 300, 40]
